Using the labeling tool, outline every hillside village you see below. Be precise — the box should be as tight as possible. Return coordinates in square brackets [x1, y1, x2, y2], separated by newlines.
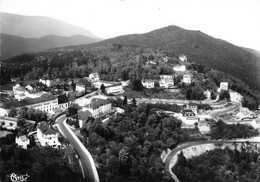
[1, 46, 260, 182]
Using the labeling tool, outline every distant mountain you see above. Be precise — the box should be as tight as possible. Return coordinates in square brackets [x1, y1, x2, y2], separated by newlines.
[0, 12, 100, 39]
[76, 25, 260, 89]
[0, 33, 100, 59]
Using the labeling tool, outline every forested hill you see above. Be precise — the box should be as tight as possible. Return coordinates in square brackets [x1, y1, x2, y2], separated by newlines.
[73, 25, 260, 90]
[0, 34, 100, 60]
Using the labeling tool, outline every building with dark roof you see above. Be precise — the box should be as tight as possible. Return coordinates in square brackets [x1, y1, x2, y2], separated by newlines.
[5, 93, 58, 114]
[37, 121, 60, 148]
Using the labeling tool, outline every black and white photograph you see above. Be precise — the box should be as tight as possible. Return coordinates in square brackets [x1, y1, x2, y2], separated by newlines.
[0, 0, 260, 181]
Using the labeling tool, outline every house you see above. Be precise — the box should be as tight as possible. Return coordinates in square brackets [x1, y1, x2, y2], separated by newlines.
[204, 90, 211, 99]
[179, 109, 198, 125]
[16, 135, 30, 149]
[5, 93, 58, 114]
[219, 82, 229, 91]
[114, 107, 125, 114]
[39, 78, 60, 87]
[25, 84, 36, 92]
[142, 79, 155, 89]
[179, 55, 187, 62]
[78, 110, 92, 128]
[82, 98, 112, 119]
[89, 73, 100, 82]
[13, 84, 27, 96]
[187, 102, 198, 115]
[37, 121, 61, 148]
[159, 75, 174, 88]
[58, 95, 71, 110]
[75, 78, 91, 93]
[173, 65, 186, 72]
[105, 83, 124, 95]
[183, 74, 192, 84]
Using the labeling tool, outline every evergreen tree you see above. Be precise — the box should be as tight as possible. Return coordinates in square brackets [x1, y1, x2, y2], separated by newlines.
[100, 84, 106, 93]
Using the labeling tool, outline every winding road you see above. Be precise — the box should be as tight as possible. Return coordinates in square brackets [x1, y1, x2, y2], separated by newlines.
[165, 139, 260, 182]
[55, 114, 100, 182]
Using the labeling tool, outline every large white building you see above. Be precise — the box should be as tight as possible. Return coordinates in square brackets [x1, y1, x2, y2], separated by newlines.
[179, 55, 187, 62]
[159, 75, 174, 88]
[179, 109, 198, 125]
[37, 121, 61, 148]
[81, 98, 112, 119]
[105, 83, 124, 95]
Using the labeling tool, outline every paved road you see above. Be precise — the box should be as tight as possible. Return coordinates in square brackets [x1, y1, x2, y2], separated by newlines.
[210, 101, 241, 121]
[135, 98, 226, 107]
[165, 139, 260, 182]
[55, 114, 100, 182]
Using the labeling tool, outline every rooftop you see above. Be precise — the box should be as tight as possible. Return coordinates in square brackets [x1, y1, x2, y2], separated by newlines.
[38, 121, 57, 135]
[78, 110, 92, 120]
[90, 98, 110, 109]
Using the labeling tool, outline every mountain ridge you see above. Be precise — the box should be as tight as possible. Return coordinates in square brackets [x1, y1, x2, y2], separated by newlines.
[70, 25, 260, 89]
[0, 12, 100, 39]
[0, 33, 100, 59]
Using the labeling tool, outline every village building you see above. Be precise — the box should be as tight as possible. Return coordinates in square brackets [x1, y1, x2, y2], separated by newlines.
[58, 95, 71, 110]
[37, 121, 61, 148]
[183, 74, 192, 84]
[159, 75, 174, 88]
[251, 117, 260, 129]
[142, 79, 155, 89]
[173, 65, 186, 72]
[179, 55, 187, 62]
[105, 83, 124, 95]
[39, 78, 60, 87]
[187, 102, 198, 115]
[179, 109, 199, 125]
[75, 78, 90, 93]
[219, 82, 229, 91]
[89, 73, 100, 82]
[80, 98, 112, 119]
[15, 135, 30, 149]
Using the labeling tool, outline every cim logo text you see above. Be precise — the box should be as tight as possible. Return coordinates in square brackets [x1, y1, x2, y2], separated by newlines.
[7, 173, 30, 182]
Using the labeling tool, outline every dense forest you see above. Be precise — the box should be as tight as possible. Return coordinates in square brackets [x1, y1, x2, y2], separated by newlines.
[0, 135, 83, 182]
[173, 146, 260, 182]
[209, 120, 259, 140]
[1, 44, 260, 108]
[79, 101, 206, 182]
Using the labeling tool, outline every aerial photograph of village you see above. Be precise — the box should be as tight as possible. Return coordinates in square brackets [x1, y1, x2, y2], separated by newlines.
[1, 0, 260, 181]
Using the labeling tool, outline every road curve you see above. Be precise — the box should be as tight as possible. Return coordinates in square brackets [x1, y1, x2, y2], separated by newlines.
[165, 140, 260, 182]
[55, 114, 100, 182]
[210, 101, 241, 121]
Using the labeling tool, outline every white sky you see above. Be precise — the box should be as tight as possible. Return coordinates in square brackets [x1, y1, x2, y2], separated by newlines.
[1, 0, 260, 51]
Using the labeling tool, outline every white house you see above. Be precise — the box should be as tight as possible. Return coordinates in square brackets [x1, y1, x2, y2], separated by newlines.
[173, 65, 186, 72]
[142, 79, 155, 89]
[219, 82, 229, 91]
[16, 135, 30, 149]
[187, 102, 198, 115]
[183, 74, 192, 84]
[75, 78, 90, 93]
[89, 73, 100, 82]
[37, 121, 61, 148]
[179, 109, 198, 125]
[81, 98, 112, 119]
[58, 95, 70, 110]
[105, 83, 124, 95]
[159, 75, 174, 88]
[39, 78, 60, 87]
[179, 55, 187, 62]
[25, 84, 35, 92]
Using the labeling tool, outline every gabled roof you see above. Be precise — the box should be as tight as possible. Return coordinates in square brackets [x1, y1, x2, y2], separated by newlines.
[78, 110, 92, 120]
[90, 98, 110, 109]
[38, 121, 57, 135]
[18, 135, 28, 142]
[58, 95, 69, 104]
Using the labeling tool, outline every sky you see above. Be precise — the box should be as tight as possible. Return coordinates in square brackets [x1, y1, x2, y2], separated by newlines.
[1, 0, 260, 51]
